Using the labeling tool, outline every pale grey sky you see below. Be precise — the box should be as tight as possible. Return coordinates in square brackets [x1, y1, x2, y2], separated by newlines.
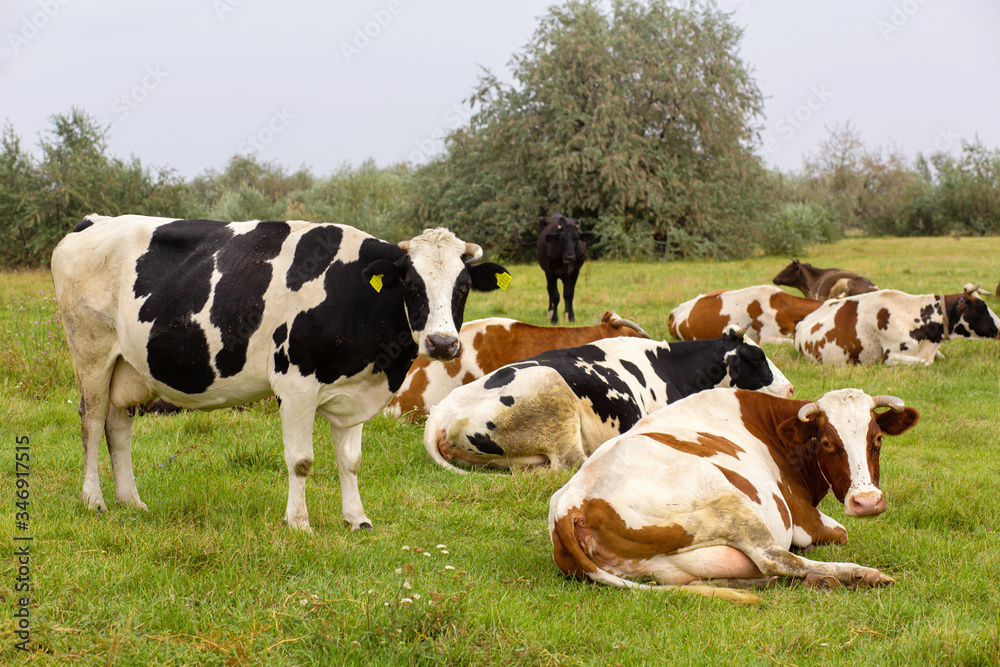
[2, 0, 997, 178]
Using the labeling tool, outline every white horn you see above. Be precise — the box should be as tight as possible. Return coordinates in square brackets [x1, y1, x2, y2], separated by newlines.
[464, 242, 483, 265]
[872, 395, 905, 412]
[398, 240, 410, 252]
[797, 402, 821, 422]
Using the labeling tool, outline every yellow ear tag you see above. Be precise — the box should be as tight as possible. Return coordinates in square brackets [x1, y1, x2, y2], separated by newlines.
[370, 274, 384, 293]
[496, 272, 512, 290]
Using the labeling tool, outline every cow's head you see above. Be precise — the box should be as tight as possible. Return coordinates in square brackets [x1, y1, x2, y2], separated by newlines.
[772, 259, 805, 287]
[778, 389, 919, 518]
[542, 215, 595, 265]
[363, 228, 508, 360]
[947, 285, 1000, 340]
[721, 329, 794, 398]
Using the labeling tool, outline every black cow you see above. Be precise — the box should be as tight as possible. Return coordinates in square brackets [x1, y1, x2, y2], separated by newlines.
[423, 332, 794, 471]
[52, 214, 508, 531]
[515, 214, 594, 324]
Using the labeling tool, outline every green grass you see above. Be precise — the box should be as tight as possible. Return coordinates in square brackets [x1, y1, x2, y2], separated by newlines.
[2, 237, 999, 665]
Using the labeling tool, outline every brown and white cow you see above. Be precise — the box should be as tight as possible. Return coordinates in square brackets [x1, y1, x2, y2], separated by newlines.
[668, 285, 823, 344]
[386, 311, 648, 421]
[549, 387, 919, 602]
[773, 259, 878, 300]
[794, 285, 1000, 365]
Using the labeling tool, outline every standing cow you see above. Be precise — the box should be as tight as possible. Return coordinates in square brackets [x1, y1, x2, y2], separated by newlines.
[772, 259, 878, 300]
[52, 215, 508, 531]
[515, 214, 594, 324]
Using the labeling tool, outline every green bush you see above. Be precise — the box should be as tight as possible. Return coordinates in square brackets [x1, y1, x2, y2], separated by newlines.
[758, 202, 836, 256]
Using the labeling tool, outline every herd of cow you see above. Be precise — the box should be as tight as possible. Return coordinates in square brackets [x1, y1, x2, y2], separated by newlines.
[50, 214, 998, 603]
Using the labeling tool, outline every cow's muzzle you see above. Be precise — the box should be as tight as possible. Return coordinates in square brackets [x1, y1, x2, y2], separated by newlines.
[845, 490, 885, 517]
[425, 333, 462, 360]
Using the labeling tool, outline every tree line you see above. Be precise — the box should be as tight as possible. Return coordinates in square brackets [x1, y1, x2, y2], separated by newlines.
[2, 0, 998, 269]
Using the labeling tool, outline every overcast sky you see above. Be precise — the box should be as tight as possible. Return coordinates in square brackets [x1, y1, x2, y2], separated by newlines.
[2, 0, 997, 178]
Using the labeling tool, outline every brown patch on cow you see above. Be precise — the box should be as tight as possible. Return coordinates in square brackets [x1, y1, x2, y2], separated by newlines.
[746, 299, 764, 337]
[551, 510, 597, 579]
[473, 318, 642, 375]
[389, 365, 429, 420]
[773, 493, 791, 530]
[714, 465, 760, 504]
[804, 300, 863, 363]
[576, 497, 695, 561]
[294, 459, 312, 477]
[461, 372, 476, 384]
[674, 293, 730, 340]
[443, 358, 463, 378]
[643, 431, 745, 458]
[876, 307, 891, 331]
[770, 291, 823, 337]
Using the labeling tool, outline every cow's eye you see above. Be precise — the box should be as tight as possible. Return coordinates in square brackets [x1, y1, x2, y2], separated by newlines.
[404, 280, 419, 294]
[820, 439, 836, 452]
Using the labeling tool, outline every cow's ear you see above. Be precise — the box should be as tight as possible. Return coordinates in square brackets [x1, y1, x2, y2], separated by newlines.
[362, 256, 408, 288]
[777, 416, 816, 448]
[468, 262, 510, 292]
[579, 232, 595, 243]
[726, 353, 741, 382]
[876, 407, 919, 436]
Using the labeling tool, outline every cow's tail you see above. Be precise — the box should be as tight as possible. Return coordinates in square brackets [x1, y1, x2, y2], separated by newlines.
[550, 505, 761, 604]
[421, 409, 468, 474]
[513, 227, 537, 248]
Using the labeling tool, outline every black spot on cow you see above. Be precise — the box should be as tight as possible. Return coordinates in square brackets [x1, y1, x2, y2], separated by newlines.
[919, 303, 936, 324]
[273, 324, 288, 345]
[620, 359, 646, 387]
[286, 237, 418, 392]
[134, 220, 231, 394]
[287, 225, 343, 291]
[486, 421, 496, 431]
[274, 349, 289, 374]
[910, 322, 944, 344]
[485, 367, 518, 390]
[499, 395, 515, 407]
[72, 218, 94, 233]
[211, 223, 291, 378]
[468, 431, 504, 456]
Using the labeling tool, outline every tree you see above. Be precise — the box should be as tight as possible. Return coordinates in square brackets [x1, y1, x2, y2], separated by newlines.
[406, 0, 770, 259]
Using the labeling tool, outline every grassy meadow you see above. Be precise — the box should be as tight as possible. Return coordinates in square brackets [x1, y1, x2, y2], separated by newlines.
[2, 236, 999, 665]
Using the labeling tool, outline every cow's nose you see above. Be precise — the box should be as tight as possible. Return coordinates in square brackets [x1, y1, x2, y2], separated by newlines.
[425, 334, 461, 360]
[848, 491, 885, 517]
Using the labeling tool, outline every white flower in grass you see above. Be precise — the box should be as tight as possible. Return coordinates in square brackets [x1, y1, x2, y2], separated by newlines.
[445, 565, 455, 571]
[400, 597, 413, 605]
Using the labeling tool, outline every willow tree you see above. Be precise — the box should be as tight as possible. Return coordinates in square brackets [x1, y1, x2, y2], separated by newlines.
[408, 0, 770, 259]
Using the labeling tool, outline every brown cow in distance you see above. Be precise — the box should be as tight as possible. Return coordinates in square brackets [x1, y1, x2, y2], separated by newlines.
[515, 214, 595, 324]
[772, 259, 878, 300]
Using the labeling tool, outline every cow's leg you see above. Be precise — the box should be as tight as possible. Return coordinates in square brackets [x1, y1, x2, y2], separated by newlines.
[279, 399, 318, 531]
[73, 357, 118, 512]
[562, 271, 579, 323]
[330, 423, 372, 531]
[546, 273, 561, 324]
[105, 405, 146, 509]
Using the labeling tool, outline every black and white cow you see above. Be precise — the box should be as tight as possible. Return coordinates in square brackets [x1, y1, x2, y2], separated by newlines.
[423, 332, 794, 471]
[51, 214, 508, 531]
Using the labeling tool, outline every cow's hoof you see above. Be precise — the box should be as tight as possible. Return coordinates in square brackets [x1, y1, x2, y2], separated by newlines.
[282, 517, 313, 532]
[849, 568, 894, 588]
[83, 493, 107, 513]
[356, 522, 374, 532]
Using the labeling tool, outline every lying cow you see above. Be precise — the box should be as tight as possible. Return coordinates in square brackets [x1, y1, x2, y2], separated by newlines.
[549, 387, 919, 602]
[515, 214, 594, 324]
[424, 332, 793, 471]
[52, 214, 507, 531]
[773, 259, 878, 300]
[387, 311, 649, 421]
[795, 284, 1000, 365]
[668, 285, 823, 344]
